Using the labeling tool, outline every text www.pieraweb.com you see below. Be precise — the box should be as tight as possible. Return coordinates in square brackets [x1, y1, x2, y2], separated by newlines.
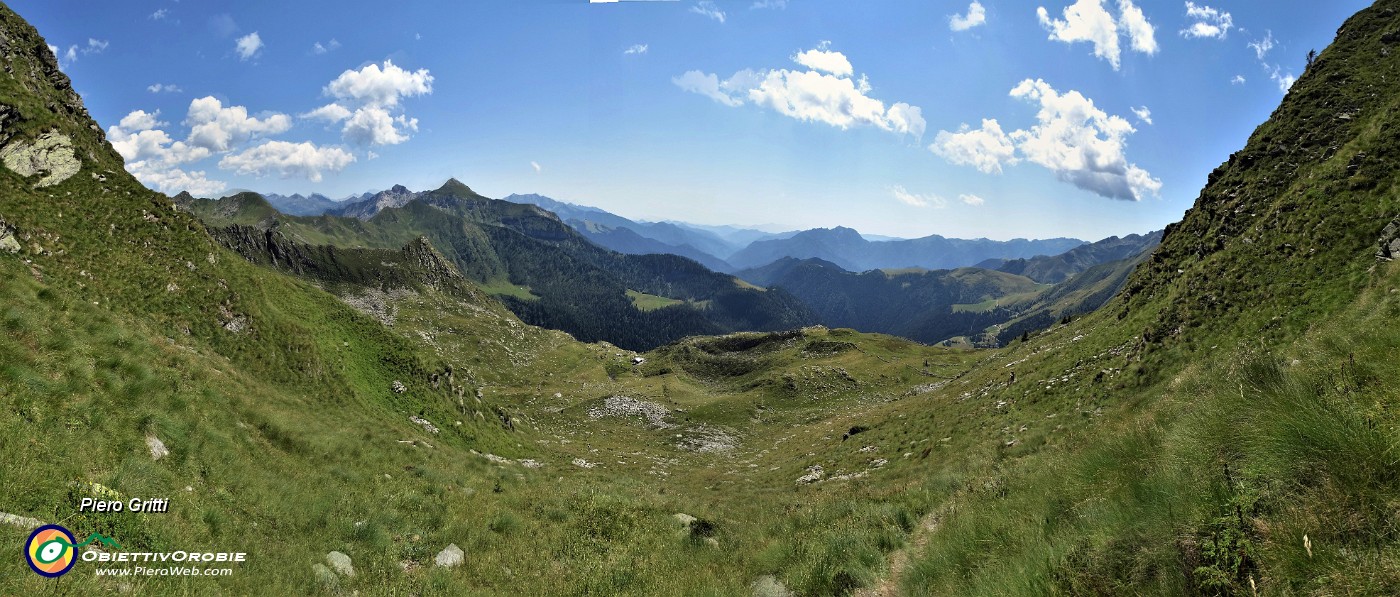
[94, 567, 234, 577]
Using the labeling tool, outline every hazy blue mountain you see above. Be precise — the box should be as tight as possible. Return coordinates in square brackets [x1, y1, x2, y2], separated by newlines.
[262, 192, 341, 216]
[568, 220, 735, 273]
[727, 227, 1085, 272]
[505, 193, 740, 261]
[987, 230, 1164, 283]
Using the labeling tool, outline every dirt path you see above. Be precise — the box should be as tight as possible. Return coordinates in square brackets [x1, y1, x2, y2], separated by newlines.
[853, 507, 945, 597]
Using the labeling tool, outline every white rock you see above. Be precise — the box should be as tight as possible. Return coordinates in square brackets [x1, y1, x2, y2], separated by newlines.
[325, 551, 354, 577]
[146, 435, 169, 460]
[434, 544, 465, 568]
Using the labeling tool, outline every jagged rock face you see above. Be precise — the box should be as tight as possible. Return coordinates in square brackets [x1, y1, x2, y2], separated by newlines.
[334, 184, 420, 220]
[1, 129, 78, 186]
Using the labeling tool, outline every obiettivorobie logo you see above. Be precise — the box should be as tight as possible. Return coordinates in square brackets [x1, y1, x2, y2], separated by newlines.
[25, 524, 122, 577]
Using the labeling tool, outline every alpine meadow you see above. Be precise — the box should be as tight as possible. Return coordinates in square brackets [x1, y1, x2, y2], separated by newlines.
[2, 1, 1400, 596]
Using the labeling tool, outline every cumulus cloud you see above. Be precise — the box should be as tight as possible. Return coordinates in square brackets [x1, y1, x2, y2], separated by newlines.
[1131, 106, 1152, 125]
[673, 70, 748, 107]
[950, 2, 987, 32]
[218, 140, 356, 182]
[236, 32, 263, 61]
[1181, 2, 1232, 39]
[130, 165, 225, 196]
[930, 119, 1017, 174]
[675, 44, 926, 140]
[312, 39, 341, 55]
[792, 43, 853, 76]
[1037, 0, 1156, 70]
[624, 44, 649, 55]
[147, 83, 182, 93]
[891, 185, 946, 208]
[107, 109, 210, 166]
[959, 194, 985, 206]
[314, 61, 433, 146]
[691, 1, 726, 23]
[931, 79, 1161, 201]
[300, 103, 353, 123]
[185, 96, 292, 152]
[1231, 75, 1246, 85]
[325, 60, 433, 108]
[341, 107, 417, 146]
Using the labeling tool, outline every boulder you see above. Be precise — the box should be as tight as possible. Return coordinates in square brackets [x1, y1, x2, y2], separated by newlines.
[434, 544, 465, 568]
[0, 131, 79, 187]
[325, 551, 354, 577]
[312, 563, 338, 587]
[146, 435, 169, 460]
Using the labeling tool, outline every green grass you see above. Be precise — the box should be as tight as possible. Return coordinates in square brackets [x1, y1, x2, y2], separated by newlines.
[479, 278, 540, 302]
[626, 289, 684, 311]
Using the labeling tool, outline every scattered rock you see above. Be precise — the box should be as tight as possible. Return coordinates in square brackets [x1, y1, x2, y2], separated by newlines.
[392, 380, 407, 394]
[409, 415, 439, 434]
[751, 575, 794, 597]
[325, 551, 354, 577]
[673, 513, 697, 527]
[483, 453, 512, 465]
[1, 131, 79, 187]
[676, 425, 739, 453]
[571, 458, 596, 469]
[146, 435, 169, 460]
[796, 465, 824, 484]
[435, 544, 465, 568]
[0, 220, 19, 254]
[870, 458, 888, 468]
[588, 396, 672, 429]
[1378, 216, 1400, 261]
[0, 511, 44, 530]
[519, 459, 543, 469]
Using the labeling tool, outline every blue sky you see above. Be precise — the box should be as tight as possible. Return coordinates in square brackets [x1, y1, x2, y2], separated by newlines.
[10, 0, 1373, 240]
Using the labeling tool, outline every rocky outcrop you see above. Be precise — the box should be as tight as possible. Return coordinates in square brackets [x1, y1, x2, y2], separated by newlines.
[1376, 217, 1400, 261]
[0, 218, 18, 253]
[1, 130, 78, 187]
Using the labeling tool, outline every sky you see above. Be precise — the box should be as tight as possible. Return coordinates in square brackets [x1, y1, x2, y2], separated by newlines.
[10, 0, 1375, 241]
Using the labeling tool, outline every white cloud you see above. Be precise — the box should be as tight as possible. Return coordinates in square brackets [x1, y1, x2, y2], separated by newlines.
[1036, 0, 1156, 70]
[300, 103, 353, 123]
[63, 45, 77, 65]
[932, 80, 1160, 201]
[673, 70, 747, 107]
[1181, 2, 1232, 40]
[341, 107, 417, 146]
[147, 83, 181, 93]
[119, 109, 164, 132]
[531, 161, 542, 173]
[751, 0, 787, 8]
[1231, 75, 1246, 85]
[959, 194, 985, 206]
[324, 60, 433, 108]
[691, 1, 726, 23]
[218, 140, 356, 182]
[83, 39, 109, 55]
[1118, 1, 1157, 54]
[950, 2, 987, 32]
[185, 96, 293, 152]
[47, 43, 58, 58]
[891, 185, 946, 208]
[130, 164, 225, 197]
[1249, 31, 1275, 60]
[792, 44, 853, 77]
[929, 119, 1017, 174]
[1269, 65, 1296, 93]
[675, 45, 926, 140]
[1131, 106, 1152, 125]
[236, 32, 263, 61]
[150, 9, 168, 20]
[1007, 79, 1160, 200]
[367, 151, 380, 160]
[312, 39, 341, 55]
[624, 44, 649, 55]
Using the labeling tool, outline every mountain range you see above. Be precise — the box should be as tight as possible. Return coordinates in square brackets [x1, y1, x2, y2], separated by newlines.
[5, 2, 1400, 595]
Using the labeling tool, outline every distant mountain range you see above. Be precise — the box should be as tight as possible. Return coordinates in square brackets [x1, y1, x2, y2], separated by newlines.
[726, 226, 1086, 272]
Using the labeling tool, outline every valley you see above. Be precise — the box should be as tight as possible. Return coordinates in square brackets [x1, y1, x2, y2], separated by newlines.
[2, 1, 1400, 596]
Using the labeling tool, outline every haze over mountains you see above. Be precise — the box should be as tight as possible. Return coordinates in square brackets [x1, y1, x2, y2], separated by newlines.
[6, 2, 1400, 595]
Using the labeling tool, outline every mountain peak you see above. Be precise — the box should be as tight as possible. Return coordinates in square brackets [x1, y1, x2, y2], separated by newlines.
[389, 184, 411, 194]
[436, 178, 477, 197]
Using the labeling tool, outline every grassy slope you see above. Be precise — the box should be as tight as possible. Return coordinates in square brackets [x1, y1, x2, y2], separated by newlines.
[4, 2, 1400, 596]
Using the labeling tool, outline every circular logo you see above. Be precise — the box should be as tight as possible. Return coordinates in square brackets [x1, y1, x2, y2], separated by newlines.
[25, 525, 78, 577]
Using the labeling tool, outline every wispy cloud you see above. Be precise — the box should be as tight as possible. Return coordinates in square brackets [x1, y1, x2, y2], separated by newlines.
[624, 44, 649, 55]
[691, 1, 726, 23]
